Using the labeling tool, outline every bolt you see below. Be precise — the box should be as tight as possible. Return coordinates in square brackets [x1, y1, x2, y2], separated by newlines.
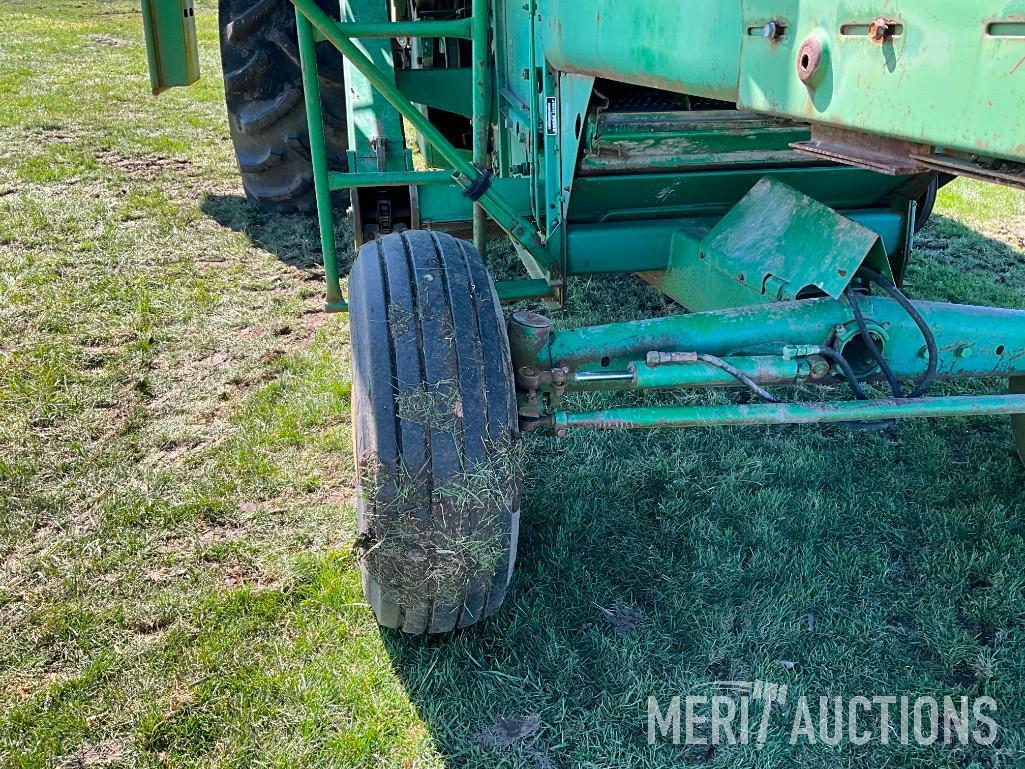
[763, 20, 784, 40]
[957, 345, 973, 359]
[808, 356, 832, 379]
[870, 18, 895, 42]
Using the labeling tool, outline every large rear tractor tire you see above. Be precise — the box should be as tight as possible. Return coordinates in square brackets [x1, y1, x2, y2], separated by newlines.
[217, 0, 348, 211]
[349, 231, 523, 634]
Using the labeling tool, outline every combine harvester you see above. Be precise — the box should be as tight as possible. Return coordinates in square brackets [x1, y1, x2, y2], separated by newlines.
[143, 0, 1025, 633]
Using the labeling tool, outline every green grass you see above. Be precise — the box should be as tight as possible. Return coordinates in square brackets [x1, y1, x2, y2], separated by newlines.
[1, 1, 1024, 766]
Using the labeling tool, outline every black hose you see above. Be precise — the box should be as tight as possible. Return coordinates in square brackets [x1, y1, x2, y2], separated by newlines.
[845, 285, 903, 398]
[694, 353, 782, 404]
[858, 267, 938, 398]
[811, 345, 895, 430]
[810, 346, 871, 401]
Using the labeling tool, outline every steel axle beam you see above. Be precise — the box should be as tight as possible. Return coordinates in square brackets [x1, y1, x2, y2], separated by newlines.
[515, 296, 1025, 385]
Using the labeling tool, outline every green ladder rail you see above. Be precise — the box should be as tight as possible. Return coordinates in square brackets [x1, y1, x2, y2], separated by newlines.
[291, 0, 559, 312]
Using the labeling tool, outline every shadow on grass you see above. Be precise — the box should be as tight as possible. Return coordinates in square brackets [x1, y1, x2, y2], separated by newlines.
[372, 214, 1025, 768]
[200, 193, 358, 280]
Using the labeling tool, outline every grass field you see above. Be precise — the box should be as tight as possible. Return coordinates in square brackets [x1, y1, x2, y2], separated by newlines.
[2, 2, 1024, 767]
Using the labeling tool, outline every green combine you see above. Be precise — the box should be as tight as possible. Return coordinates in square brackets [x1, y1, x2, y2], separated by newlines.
[142, 0, 1025, 634]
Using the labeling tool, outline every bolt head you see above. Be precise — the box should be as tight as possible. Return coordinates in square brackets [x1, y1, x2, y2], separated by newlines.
[870, 18, 893, 41]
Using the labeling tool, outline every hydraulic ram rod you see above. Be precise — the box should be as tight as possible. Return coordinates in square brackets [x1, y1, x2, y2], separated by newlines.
[549, 394, 1025, 431]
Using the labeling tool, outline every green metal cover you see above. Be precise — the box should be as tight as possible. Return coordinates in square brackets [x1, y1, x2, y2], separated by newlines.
[738, 0, 1025, 164]
[141, 0, 200, 95]
[539, 0, 742, 102]
[654, 177, 891, 312]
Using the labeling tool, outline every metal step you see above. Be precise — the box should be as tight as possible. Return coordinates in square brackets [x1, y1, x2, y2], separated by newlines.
[578, 109, 825, 177]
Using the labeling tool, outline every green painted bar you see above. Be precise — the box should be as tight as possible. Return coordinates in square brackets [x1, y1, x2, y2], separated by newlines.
[564, 210, 904, 275]
[530, 297, 1025, 383]
[295, 8, 345, 311]
[495, 278, 555, 301]
[568, 167, 911, 224]
[290, 0, 558, 273]
[328, 169, 456, 190]
[552, 394, 1025, 431]
[470, 0, 491, 258]
[629, 356, 805, 391]
[335, 19, 472, 38]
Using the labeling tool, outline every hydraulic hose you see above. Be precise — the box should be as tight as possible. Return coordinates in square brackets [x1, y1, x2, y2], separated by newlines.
[858, 267, 939, 399]
[807, 345, 895, 430]
[693, 353, 782, 404]
[808, 346, 870, 401]
[845, 286, 903, 398]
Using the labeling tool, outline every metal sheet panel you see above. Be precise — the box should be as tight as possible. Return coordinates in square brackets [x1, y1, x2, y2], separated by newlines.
[738, 0, 1025, 163]
[539, 0, 742, 102]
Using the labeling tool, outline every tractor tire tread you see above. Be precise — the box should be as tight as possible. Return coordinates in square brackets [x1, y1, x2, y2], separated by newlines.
[350, 231, 521, 635]
[218, 0, 347, 211]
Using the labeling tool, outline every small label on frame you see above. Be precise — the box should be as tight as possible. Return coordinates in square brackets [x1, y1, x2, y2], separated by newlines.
[545, 97, 558, 135]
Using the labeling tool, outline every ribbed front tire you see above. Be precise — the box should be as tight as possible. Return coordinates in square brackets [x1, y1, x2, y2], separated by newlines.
[349, 231, 522, 634]
[217, 0, 347, 211]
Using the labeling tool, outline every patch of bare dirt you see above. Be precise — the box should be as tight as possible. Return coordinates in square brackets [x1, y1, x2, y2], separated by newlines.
[599, 603, 647, 636]
[35, 125, 81, 145]
[94, 150, 191, 180]
[86, 34, 132, 47]
[76, 738, 126, 767]
[474, 714, 541, 749]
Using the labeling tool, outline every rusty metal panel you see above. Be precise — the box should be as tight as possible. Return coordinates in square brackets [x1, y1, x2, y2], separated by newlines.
[737, 0, 1025, 164]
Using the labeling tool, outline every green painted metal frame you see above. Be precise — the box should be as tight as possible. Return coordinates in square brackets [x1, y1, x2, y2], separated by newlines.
[141, 0, 200, 95]
[285, 0, 1025, 434]
[290, 0, 562, 312]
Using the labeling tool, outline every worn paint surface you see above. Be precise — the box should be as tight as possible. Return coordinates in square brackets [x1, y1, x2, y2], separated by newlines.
[651, 177, 892, 312]
[579, 110, 815, 175]
[738, 1, 1025, 164]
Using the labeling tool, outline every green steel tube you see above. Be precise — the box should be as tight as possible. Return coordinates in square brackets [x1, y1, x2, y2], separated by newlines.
[529, 296, 1025, 384]
[470, 0, 490, 258]
[551, 356, 809, 393]
[538, 298, 851, 369]
[629, 356, 807, 391]
[289, 0, 556, 274]
[496, 278, 555, 302]
[551, 394, 1025, 431]
[295, 9, 344, 311]
[335, 19, 472, 39]
[328, 169, 456, 190]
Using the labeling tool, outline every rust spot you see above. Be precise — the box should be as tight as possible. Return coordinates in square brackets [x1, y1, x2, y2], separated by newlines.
[797, 36, 823, 85]
[869, 18, 897, 44]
